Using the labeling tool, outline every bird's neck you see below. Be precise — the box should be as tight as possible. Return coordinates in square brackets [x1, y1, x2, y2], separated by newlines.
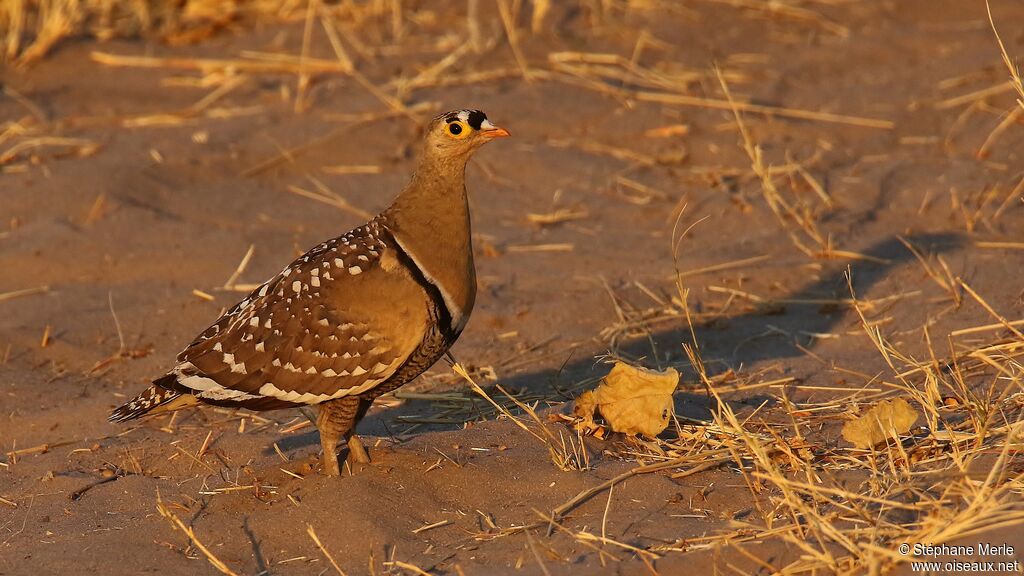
[382, 154, 476, 330]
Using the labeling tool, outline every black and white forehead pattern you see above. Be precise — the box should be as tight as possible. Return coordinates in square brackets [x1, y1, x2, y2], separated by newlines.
[438, 109, 488, 130]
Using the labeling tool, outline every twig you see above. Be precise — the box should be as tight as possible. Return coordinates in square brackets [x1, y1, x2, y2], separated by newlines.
[551, 457, 729, 523]
[223, 245, 255, 289]
[295, 0, 318, 113]
[635, 90, 894, 129]
[935, 81, 1015, 110]
[975, 241, 1024, 250]
[950, 319, 1024, 337]
[677, 254, 770, 278]
[108, 292, 125, 355]
[0, 286, 49, 303]
[156, 492, 240, 576]
[959, 280, 1024, 341]
[70, 475, 118, 501]
[524, 530, 553, 576]
[976, 106, 1023, 159]
[91, 51, 352, 74]
[385, 560, 432, 576]
[307, 524, 347, 575]
[5, 440, 77, 460]
[696, 0, 848, 37]
[287, 178, 373, 220]
[412, 519, 453, 534]
[240, 101, 435, 177]
[497, 0, 532, 81]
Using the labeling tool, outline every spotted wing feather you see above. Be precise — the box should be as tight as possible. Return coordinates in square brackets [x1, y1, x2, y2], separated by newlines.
[160, 219, 427, 409]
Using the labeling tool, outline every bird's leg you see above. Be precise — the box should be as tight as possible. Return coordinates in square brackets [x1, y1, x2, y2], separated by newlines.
[316, 412, 342, 477]
[343, 398, 374, 469]
[299, 407, 318, 426]
[316, 397, 361, 477]
[345, 433, 371, 466]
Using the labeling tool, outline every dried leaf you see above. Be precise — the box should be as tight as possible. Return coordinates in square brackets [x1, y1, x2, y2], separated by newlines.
[572, 362, 679, 437]
[841, 398, 919, 449]
[570, 390, 602, 435]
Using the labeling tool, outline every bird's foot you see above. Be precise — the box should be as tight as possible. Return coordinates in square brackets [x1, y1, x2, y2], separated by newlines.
[344, 435, 371, 473]
[321, 448, 341, 477]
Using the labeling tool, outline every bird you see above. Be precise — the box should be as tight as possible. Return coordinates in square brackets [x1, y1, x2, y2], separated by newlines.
[110, 109, 509, 476]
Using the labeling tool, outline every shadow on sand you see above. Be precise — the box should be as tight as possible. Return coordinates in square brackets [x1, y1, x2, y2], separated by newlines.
[273, 232, 962, 455]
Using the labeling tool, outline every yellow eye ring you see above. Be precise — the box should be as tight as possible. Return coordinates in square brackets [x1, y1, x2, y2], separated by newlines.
[446, 120, 470, 139]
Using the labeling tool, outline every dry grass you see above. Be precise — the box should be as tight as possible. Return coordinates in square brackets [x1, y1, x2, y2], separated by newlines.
[2, 0, 309, 66]
[436, 223, 1024, 574]
[557, 37, 1024, 569]
[575, 278, 1024, 574]
[452, 362, 591, 472]
[986, 0, 1024, 112]
[715, 68, 894, 264]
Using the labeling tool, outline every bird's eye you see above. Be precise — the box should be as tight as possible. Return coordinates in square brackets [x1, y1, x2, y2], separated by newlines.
[446, 120, 469, 139]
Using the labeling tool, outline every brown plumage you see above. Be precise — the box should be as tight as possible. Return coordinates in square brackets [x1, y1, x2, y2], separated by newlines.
[110, 109, 510, 475]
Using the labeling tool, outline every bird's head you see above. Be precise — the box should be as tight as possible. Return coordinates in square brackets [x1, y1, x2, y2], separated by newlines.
[422, 109, 510, 160]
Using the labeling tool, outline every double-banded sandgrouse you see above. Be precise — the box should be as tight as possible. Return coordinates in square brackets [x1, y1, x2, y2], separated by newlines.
[110, 109, 509, 476]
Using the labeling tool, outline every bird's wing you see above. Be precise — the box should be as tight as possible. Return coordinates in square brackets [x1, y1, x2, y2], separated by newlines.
[163, 219, 430, 408]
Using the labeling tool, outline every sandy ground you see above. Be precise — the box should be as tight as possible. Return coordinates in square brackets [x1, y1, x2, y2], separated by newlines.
[3, 0, 1024, 574]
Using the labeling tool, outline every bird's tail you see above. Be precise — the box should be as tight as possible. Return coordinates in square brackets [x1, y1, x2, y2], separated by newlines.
[108, 375, 196, 422]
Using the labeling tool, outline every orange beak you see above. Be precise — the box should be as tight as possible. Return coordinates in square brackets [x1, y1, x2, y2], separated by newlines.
[481, 125, 511, 139]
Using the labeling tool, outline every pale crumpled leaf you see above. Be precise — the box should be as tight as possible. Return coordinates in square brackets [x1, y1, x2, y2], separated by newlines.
[569, 393, 601, 438]
[841, 398, 919, 449]
[572, 362, 679, 437]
